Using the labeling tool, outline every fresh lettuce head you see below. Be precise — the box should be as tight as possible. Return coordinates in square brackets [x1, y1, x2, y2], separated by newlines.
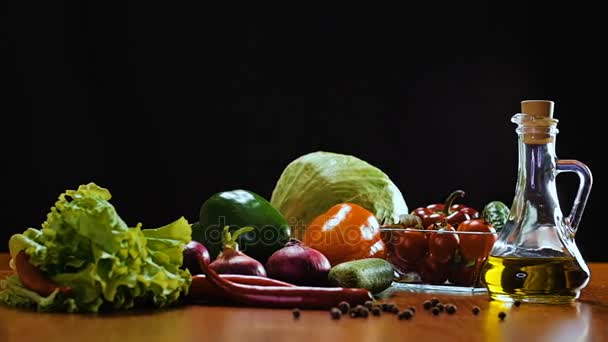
[270, 152, 408, 234]
[1, 183, 191, 313]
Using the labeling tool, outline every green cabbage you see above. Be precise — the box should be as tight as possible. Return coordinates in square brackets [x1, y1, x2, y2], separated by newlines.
[270, 152, 408, 235]
[0, 183, 191, 312]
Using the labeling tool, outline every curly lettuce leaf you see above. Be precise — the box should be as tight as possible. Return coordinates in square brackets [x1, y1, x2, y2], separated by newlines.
[0, 276, 77, 312]
[1, 183, 191, 312]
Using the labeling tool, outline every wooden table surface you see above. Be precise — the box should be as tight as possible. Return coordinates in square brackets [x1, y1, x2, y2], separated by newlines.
[1, 253, 607, 342]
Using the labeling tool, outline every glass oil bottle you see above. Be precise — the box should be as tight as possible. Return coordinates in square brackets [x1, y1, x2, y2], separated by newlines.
[481, 100, 593, 303]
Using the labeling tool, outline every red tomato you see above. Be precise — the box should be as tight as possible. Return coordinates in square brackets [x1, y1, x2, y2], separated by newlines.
[419, 255, 450, 285]
[457, 219, 497, 263]
[393, 230, 428, 263]
[428, 226, 460, 263]
[449, 261, 483, 286]
[388, 258, 419, 275]
[381, 230, 394, 255]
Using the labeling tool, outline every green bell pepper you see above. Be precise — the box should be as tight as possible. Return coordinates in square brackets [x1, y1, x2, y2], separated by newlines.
[193, 189, 291, 263]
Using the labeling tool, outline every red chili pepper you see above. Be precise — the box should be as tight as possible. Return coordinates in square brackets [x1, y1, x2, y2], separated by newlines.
[195, 251, 372, 309]
[412, 190, 479, 228]
[14, 251, 72, 297]
[188, 274, 295, 301]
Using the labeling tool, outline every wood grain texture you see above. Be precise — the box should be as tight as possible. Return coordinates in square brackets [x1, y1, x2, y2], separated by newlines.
[1, 254, 606, 342]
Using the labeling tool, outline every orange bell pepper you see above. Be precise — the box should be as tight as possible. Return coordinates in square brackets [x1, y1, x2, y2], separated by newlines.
[303, 203, 387, 266]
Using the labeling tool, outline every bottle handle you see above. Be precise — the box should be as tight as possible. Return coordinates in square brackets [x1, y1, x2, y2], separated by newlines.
[556, 160, 593, 234]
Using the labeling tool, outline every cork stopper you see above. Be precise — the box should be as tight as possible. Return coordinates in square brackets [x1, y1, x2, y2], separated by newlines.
[516, 100, 558, 144]
[521, 100, 554, 118]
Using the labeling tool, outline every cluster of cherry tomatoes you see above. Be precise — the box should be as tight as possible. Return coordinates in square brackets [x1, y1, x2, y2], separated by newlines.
[383, 191, 499, 286]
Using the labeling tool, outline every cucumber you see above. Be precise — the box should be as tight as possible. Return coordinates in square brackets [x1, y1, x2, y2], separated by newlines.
[328, 258, 395, 294]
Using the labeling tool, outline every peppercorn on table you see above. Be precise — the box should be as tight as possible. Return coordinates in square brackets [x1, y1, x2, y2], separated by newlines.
[1, 253, 607, 342]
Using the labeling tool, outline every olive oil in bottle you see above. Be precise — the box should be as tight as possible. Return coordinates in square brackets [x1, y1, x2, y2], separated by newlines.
[480, 101, 593, 304]
[482, 256, 590, 303]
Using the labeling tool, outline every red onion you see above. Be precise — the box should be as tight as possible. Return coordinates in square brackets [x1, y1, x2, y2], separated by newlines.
[265, 239, 331, 286]
[182, 240, 211, 275]
[209, 226, 267, 277]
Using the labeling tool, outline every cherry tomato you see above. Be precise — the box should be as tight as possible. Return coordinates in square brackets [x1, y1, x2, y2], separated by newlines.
[419, 254, 450, 285]
[388, 258, 419, 274]
[449, 261, 483, 286]
[428, 226, 459, 263]
[417, 209, 445, 228]
[393, 230, 428, 263]
[381, 230, 395, 257]
[457, 219, 497, 263]
[412, 190, 480, 228]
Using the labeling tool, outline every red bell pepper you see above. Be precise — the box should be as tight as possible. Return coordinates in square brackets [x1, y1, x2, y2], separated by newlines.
[412, 190, 479, 228]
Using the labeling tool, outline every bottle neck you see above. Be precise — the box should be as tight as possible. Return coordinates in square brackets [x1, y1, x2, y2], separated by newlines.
[516, 136, 558, 191]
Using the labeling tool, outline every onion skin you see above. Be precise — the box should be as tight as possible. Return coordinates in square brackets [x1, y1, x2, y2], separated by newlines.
[208, 226, 267, 277]
[209, 248, 267, 277]
[182, 241, 211, 275]
[265, 239, 331, 286]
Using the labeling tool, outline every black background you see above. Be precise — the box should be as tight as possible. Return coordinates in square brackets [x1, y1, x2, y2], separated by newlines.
[2, 3, 606, 260]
